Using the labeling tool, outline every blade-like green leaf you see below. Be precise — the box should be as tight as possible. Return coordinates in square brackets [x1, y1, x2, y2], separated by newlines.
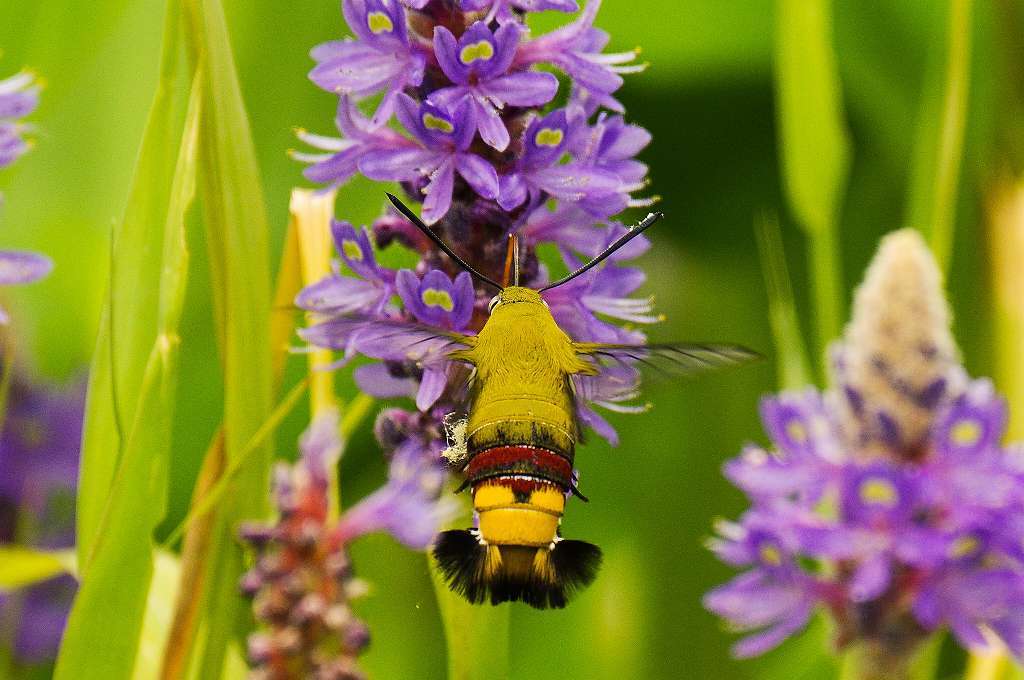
[131, 551, 182, 680]
[0, 547, 74, 591]
[178, 0, 275, 674]
[774, 0, 851, 359]
[774, 0, 850, 237]
[905, 0, 973, 273]
[755, 212, 813, 390]
[54, 10, 198, 676]
[74, 0, 192, 572]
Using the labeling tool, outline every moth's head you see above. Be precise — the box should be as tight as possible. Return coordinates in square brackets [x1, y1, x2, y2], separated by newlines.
[488, 286, 547, 314]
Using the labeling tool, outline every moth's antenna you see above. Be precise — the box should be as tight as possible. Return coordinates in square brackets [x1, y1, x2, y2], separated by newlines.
[539, 212, 664, 292]
[385, 193, 504, 291]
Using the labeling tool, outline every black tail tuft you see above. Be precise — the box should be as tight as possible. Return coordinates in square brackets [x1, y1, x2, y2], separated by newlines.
[432, 532, 603, 610]
[433, 529, 490, 604]
[550, 539, 603, 594]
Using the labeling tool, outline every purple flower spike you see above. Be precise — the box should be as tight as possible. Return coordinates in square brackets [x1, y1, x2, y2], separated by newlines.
[708, 231, 1024, 663]
[310, 0, 425, 126]
[361, 95, 498, 223]
[432, 21, 558, 151]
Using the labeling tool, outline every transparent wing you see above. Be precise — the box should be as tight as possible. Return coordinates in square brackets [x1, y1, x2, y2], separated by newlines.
[300, 313, 474, 365]
[574, 342, 761, 379]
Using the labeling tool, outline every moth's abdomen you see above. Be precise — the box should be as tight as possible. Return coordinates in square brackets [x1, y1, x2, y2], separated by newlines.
[466, 394, 577, 459]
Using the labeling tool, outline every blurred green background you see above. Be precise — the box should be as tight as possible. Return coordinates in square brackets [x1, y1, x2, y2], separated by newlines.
[0, 1, 1016, 678]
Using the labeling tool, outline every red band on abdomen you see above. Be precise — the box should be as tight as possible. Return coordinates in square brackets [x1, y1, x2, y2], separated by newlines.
[466, 445, 573, 487]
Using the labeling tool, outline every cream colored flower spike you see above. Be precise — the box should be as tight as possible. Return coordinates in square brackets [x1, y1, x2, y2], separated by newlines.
[831, 229, 964, 460]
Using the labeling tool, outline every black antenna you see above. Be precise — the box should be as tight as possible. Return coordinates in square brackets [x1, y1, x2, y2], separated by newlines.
[540, 212, 664, 292]
[385, 193, 504, 291]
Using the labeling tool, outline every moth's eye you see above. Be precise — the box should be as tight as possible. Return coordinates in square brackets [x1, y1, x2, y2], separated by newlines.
[488, 295, 500, 313]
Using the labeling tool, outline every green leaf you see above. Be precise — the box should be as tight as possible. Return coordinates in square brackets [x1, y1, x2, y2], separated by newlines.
[0, 547, 74, 591]
[774, 0, 851, 361]
[178, 0, 275, 674]
[905, 0, 973, 273]
[131, 551, 182, 680]
[774, 0, 850, 237]
[54, 5, 198, 676]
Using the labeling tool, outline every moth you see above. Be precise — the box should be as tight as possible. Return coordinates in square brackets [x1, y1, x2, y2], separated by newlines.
[311, 193, 759, 609]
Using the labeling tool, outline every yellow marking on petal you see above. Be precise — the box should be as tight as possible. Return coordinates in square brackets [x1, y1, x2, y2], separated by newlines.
[367, 11, 394, 34]
[758, 544, 783, 567]
[422, 288, 454, 311]
[422, 113, 454, 134]
[534, 127, 564, 148]
[951, 419, 982, 446]
[949, 535, 980, 559]
[341, 239, 364, 261]
[459, 40, 495, 64]
[859, 478, 899, 507]
[785, 419, 808, 444]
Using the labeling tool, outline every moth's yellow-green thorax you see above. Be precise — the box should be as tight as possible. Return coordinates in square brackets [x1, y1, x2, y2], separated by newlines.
[456, 286, 594, 458]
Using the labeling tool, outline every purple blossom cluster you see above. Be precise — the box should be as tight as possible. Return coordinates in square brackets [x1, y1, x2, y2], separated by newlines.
[296, 0, 659, 466]
[241, 413, 367, 679]
[705, 230, 1024, 668]
[0, 66, 51, 322]
[0, 374, 84, 665]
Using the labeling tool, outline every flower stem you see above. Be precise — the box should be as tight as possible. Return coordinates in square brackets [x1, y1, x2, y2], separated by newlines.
[430, 491, 509, 680]
[838, 633, 941, 680]
[808, 222, 843, 375]
[969, 179, 1024, 677]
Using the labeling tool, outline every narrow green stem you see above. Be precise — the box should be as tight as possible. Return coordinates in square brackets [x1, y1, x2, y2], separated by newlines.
[808, 223, 843, 376]
[430, 492, 510, 680]
[926, 0, 973, 272]
[839, 633, 941, 680]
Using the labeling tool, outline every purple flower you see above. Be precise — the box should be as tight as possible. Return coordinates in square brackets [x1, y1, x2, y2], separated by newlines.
[360, 95, 499, 224]
[459, 0, 579, 24]
[0, 70, 38, 170]
[704, 513, 820, 658]
[568, 110, 655, 214]
[514, 0, 646, 114]
[336, 436, 458, 549]
[706, 230, 1024, 662]
[0, 251, 52, 323]
[497, 107, 622, 212]
[432, 21, 558, 151]
[293, 96, 414, 190]
[296, 220, 394, 316]
[0, 374, 85, 664]
[310, 0, 425, 126]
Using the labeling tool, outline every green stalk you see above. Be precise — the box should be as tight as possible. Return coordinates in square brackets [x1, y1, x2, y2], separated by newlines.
[755, 212, 814, 390]
[965, 180, 1024, 678]
[905, 0, 973, 273]
[808, 223, 843, 369]
[430, 492, 510, 680]
[774, 0, 851, 370]
[838, 633, 942, 680]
